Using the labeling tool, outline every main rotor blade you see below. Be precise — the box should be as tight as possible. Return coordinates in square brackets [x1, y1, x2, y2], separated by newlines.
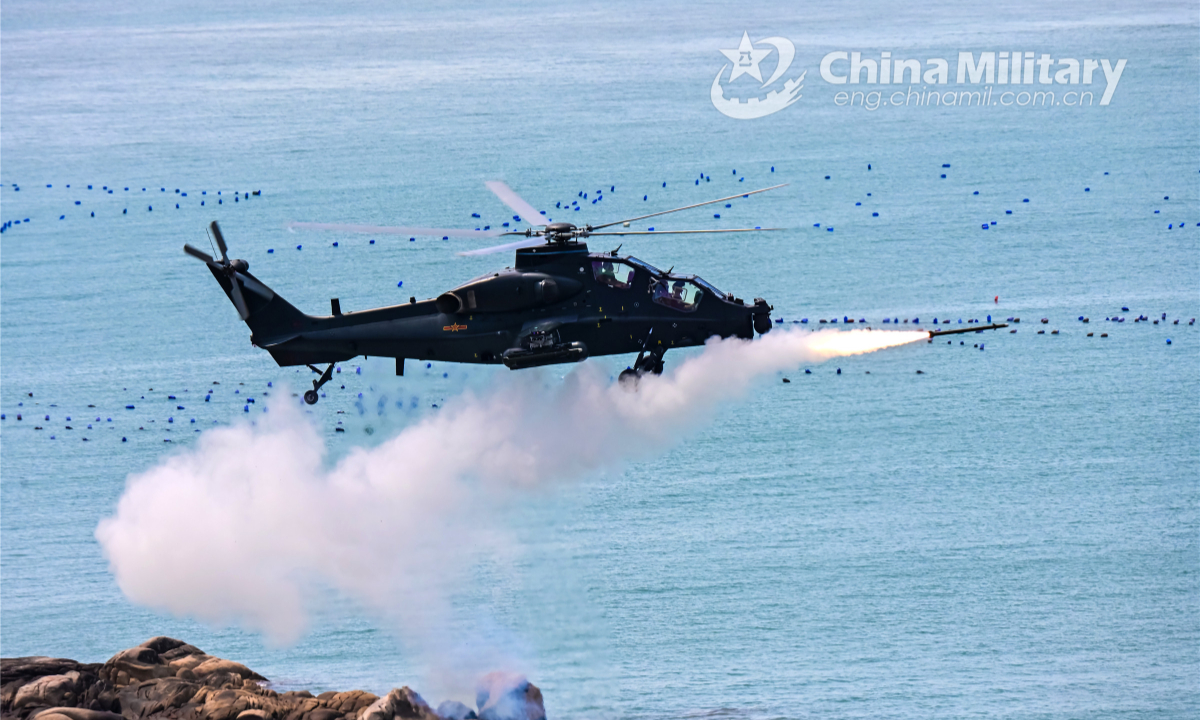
[485, 181, 549, 227]
[229, 274, 250, 321]
[286, 222, 509, 238]
[209, 221, 229, 264]
[587, 228, 783, 236]
[183, 243, 215, 264]
[457, 236, 546, 257]
[590, 183, 789, 231]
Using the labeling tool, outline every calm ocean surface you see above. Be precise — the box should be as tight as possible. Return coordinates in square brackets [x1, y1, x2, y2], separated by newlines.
[2, 2, 1197, 718]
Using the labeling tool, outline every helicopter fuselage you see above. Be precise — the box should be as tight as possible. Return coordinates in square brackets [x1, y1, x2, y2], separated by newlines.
[226, 241, 773, 372]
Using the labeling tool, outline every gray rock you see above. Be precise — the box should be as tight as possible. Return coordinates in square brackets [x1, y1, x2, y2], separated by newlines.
[361, 687, 437, 720]
[29, 708, 125, 720]
[13, 672, 84, 711]
[435, 700, 476, 720]
[3, 639, 547, 720]
[474, 674, 544, 720]
[116, 677, 199, 719]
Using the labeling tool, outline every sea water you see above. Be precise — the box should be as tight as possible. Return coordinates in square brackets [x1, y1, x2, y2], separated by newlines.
[2, 1, 1197, 718]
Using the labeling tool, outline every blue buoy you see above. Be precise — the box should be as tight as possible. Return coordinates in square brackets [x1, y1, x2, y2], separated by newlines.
[643, 195, 647, 201]
[824, 175, 830, 180]
[370, 239, 375, 244]
[297, 245, 302, 250]
[714, 214, 720, 218]
[1166, 339, 1172, 344]
[397, 281, 403, 287]
[973, 190, 979, 195]
[332, 241, 338, 247]
[1023, 198, 1029, 202]
[1085, 187, 1090, 191]
[981, 224, 989, 229]
[942, 163, 950, 168]
[771, 166, 775, 172]
[940, 174, 946, 178]
[855, 202, 861, 206]
[1005, 210, 1012, 214]
[872, 212, 878, 217]
[268, 248, 274, 253]
[836, 368, 841, 374]
[805, 369, 811, 374]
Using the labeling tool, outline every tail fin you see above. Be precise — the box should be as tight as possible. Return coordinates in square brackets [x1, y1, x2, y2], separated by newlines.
[207, 264, 309, 344]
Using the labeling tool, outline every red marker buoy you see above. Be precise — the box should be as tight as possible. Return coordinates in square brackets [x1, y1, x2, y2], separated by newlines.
[994, 295, 999, 304]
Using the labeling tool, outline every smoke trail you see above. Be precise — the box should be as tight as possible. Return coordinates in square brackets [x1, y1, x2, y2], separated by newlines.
[95, 329, 924, 674]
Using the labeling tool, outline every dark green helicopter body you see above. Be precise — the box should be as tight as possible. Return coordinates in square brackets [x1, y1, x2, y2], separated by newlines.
[188, 184, 781, 403]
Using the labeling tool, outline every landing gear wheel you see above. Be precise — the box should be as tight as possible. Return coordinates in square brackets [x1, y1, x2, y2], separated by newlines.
[304, 363, 336, 405]
[618, 368, 640, 388]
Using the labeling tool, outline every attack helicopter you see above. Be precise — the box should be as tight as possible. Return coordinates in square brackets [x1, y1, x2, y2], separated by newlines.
[184, 181, 783, 404]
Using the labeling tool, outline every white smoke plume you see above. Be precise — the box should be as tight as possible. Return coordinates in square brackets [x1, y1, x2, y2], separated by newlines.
[95, 329, 925, 679]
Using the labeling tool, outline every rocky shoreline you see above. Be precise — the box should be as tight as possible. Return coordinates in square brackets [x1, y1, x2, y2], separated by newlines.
[1, 637, 545, 720]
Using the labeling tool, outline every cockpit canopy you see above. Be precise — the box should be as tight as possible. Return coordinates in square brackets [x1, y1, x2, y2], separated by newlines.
[589, 255, 723, 313]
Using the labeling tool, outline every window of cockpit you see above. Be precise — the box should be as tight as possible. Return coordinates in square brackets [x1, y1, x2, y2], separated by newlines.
[591, 260, 635, 289]
[651, 278, 703, 312]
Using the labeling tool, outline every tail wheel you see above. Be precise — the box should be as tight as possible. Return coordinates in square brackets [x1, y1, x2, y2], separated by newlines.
[303, 390, 319, 405]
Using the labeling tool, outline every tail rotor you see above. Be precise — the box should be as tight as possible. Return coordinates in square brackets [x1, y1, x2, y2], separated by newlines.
[184, 221, 251, 320]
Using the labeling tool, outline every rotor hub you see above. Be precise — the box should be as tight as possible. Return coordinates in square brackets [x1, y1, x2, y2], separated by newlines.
[544, 222, 578, 244]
